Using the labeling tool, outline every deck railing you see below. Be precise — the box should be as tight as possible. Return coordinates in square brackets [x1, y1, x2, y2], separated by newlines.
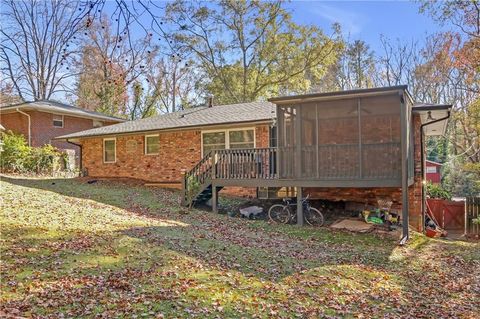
[213, 148, 278, 179]
[279, 142, 401, 180]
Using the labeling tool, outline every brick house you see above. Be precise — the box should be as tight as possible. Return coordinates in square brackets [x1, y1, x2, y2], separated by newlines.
[0, 100, 125, 163]
[57, 86, 451, 239]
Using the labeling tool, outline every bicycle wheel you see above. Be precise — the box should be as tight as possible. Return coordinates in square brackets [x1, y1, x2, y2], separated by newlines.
[268, 204, 291, 224]
[305, 207, 324, 226]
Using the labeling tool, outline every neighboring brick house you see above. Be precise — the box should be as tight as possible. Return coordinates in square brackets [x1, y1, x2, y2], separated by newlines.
[0, 100, 125, 163]
[57, 86, 451, 238]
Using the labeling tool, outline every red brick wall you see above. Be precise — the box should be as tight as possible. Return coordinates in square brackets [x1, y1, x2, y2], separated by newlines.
[1, 110, 120, 165]
[0, 112, 29, 138]
[1, 110, 118, 148]
[81, 124, 271, 187]
[408, 114, 423, 231]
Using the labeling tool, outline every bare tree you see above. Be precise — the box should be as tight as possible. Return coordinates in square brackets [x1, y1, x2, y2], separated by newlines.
[376, 36, 420, 89]
[0, 0, 95, 101]
[75, 14, 157, 116]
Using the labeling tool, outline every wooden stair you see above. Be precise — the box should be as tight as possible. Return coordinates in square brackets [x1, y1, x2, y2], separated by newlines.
[182, 151, 216, 207]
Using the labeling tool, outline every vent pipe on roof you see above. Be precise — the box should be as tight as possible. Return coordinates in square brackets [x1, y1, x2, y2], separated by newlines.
[208, 96, 214, 108]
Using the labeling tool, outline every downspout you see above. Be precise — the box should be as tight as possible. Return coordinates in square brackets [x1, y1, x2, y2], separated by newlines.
[419, 111, 451, 232]
[66, 139, 83, 174]
[16, 108, 31, 146]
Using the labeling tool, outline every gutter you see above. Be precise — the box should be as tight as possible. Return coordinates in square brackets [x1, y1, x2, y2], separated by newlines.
[16, 108, 31, 146]
[54, 119, 275, 141]
[419, 111, 451, 232]
[66, 139, 83, 174]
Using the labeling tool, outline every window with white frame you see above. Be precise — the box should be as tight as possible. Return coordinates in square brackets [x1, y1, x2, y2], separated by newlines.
[202, 128, 255, 155]
[229, 130, 254, 149]
[145, 134, 159, 155]
[103, 138, 116, 163]
[53, 114, 64, 128]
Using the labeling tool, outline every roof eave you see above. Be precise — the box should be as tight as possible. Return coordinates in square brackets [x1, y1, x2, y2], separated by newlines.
[0, 104, 126, 122]
[268, 85, 408, 104]
[54, 118, 274, 141]
[412, 104, 452, 112]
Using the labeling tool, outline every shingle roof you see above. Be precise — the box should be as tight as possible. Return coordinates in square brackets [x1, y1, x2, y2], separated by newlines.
[56, 101, 276, 139]
[0, 100, 126, 122]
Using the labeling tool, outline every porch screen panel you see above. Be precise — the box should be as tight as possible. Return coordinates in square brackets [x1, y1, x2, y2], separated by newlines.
[317, 98, 359, 179]
[278, 106, 296, 178]
[300, 103, 317, 178]
[360, 95, 401, 179]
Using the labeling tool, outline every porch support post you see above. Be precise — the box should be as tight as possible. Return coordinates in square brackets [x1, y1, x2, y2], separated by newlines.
[400, 95, 409, 240]
[297, 186, 304, 226]
[212, 185, 219, 213]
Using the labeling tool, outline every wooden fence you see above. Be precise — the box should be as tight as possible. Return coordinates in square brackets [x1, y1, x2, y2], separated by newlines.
[427, 199, 465, 230]
[465, 197, 480, 237]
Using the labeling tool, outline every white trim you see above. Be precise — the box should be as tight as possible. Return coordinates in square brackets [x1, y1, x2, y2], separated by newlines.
[93, 119, 103, 128]
[144, 134, 160, 155]
[53, 114, 64, 128]
[201, 127, 256, 157]
[103, 137, 116, 163]
[1, 105, 126, 122]
[15, 108, 31, 146]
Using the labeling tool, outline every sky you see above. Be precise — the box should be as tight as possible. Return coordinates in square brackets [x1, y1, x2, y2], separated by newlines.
[285, 0, 446, 52]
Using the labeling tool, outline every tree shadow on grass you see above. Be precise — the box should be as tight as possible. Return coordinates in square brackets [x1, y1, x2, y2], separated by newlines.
[2, 175, 400, 281]
[3, 175, 478, 317]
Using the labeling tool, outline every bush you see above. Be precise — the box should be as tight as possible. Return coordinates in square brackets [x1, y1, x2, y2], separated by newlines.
[426, 182, 452, 200]
[0, 131, 66, 174]
[0, 131, 31, 172]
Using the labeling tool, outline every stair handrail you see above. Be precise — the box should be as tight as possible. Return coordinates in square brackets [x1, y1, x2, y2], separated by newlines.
[183, 150, 214, 206]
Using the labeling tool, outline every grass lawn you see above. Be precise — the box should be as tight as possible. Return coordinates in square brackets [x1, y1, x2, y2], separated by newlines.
[1, 176, 479, 318]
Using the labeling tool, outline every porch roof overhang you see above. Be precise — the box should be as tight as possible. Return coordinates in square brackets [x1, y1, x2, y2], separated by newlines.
[268, 85, 410, 104]
[413, 103, 452, 136]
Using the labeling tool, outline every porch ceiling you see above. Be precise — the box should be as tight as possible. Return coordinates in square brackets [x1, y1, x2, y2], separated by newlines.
[413, 103, 452, 136]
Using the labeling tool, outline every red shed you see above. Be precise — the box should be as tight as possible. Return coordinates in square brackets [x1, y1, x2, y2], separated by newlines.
[426, 160, 442, 184]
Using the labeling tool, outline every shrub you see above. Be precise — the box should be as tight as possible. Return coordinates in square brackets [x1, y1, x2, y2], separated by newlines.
[0, 131, 31, 172]
[426, 182, 452, 200]
[0, 131, 66, 174]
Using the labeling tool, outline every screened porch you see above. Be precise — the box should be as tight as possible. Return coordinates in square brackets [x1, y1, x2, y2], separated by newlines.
[276, 93, 409, 185]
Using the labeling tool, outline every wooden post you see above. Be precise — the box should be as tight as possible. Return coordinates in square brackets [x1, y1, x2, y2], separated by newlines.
[297, 186, 304, 226]
[400, 94, 409, 240]
[180, 169, 186, 206]
[212, 185, 218, 213]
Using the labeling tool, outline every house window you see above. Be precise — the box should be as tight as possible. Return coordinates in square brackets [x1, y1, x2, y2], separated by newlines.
[202, 128, 255, 155]
[103, 138, 116, 163]
[93, 120, 103, 128]
[145, 134, 159, 155]
[426, 166, 437, 174]
[229, 129, 255, 149]
[202, 131, 226, 154]
[53, 114, 64, 128]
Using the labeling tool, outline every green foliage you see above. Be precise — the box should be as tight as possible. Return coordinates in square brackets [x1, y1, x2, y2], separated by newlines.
[167, 0, 342, 104]
[426, 182, 452, 200]
[0, 131, 66, 174]
[443, 158, 480, 197]
[0, 131, 31, 172]
[185, 175, 201, 208]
